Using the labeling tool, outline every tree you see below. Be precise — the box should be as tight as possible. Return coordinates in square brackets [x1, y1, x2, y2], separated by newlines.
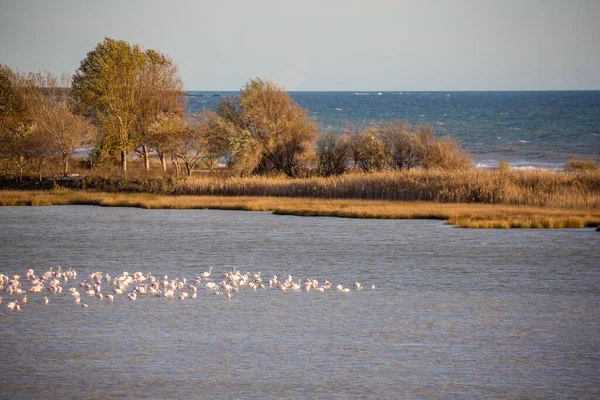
[0, 65, 28, 135]
[148, 112, 184, 173]
[133, 49, 185, 171]
[315, 130, 350, 176]
[214, 78, 318, 177]
[0, 66, 40, 182]
[71, 38, 184, 173]
[29, 72, 92, 176]
[174, 113, 209, 177]
[1, 123, 34, 182]
[355, 125, 388, 172]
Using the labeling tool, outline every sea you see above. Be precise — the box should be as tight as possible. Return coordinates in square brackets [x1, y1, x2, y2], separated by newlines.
[186, 91, 600, 170]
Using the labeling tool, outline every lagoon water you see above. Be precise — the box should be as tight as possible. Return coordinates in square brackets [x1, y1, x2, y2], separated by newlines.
[1, 206, 599, 398]
[187, 90, 600, 170]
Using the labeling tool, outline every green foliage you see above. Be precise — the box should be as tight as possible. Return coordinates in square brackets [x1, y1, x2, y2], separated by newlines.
[0, 65, 28, 133]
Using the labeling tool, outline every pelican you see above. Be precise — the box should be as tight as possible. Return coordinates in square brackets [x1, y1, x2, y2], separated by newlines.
[127, 292, 137, 301]
[7, 300, 18, 310]
[43, 296, 49, 305]
[106, 294, 114, 302]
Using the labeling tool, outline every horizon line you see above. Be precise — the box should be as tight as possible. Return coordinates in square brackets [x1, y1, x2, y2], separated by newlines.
[183, 89, 600, 92]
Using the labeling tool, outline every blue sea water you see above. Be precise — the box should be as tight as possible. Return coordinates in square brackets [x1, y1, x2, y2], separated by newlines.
[186, 91, 600, 170]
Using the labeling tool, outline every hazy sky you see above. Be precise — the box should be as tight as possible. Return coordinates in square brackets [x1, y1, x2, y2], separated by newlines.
[1, 0, 598, 91]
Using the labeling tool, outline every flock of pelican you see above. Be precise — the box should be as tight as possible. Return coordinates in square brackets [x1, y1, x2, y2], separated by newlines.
[1, 265, 375, 311]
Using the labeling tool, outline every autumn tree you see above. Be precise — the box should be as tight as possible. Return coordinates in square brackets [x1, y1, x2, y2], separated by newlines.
[148, 113, 184, 173]
[346, 121, 471, 172]
[71, 38, 184, 172]
[29, 72, 92, 176]
[0, 65, 28, 134]
[213, 78, 318, 177]
[0, 66, 42, 181]
[133, 50, 185, 171]
[173, 112, 210, 177]
[315, 130, 350, 176]
[355, 125, 388, 172]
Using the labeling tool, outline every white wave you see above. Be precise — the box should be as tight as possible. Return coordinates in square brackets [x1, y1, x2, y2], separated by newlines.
[353, 93, 370, 96]
[517, 140, 529, 143]
[474, 160, 565, 171]
[335, 108, 343, 111]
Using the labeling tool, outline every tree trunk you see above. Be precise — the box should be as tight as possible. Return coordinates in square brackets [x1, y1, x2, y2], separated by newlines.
[143, 144, 150, 171]
[172, 156, 180, 177]
[160, 153, 167, 172]
[62, 154, 70, 176]
[121, 150, 127, 172]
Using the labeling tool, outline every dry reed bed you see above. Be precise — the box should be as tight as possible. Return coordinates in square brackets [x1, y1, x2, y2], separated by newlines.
[148, 169, 600, 209]
[1, 189, 599, 229]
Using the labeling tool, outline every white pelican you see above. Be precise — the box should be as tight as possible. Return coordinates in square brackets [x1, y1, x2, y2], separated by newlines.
[43, 296, 49, 305]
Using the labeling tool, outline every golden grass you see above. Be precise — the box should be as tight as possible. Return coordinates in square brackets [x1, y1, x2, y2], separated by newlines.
[1, 189, 599, 229]
[147, 168, 600, 209]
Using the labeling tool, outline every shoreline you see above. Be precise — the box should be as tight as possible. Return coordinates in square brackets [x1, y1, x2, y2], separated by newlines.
[1, 190, 599, 229]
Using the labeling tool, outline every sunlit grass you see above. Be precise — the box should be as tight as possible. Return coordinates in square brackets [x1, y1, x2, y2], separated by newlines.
[1, 189, 598, 229]
[144, 168, 600, 209]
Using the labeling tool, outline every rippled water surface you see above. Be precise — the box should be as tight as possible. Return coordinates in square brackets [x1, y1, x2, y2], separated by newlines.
[0, 206, 599, 399]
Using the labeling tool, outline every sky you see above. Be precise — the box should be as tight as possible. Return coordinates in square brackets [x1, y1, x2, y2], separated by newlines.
[1, 0, 599, 91]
